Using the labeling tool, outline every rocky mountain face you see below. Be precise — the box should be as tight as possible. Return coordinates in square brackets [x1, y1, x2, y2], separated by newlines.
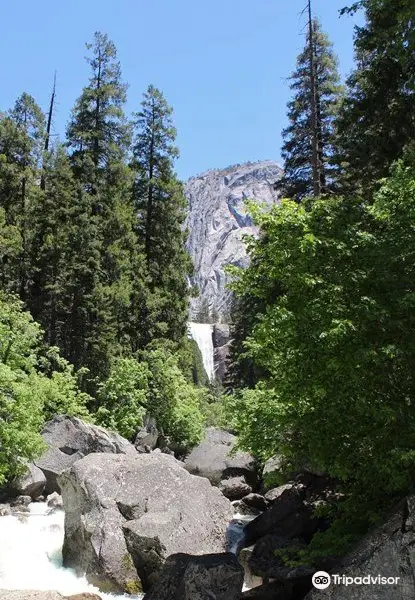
[185, 160, 282, 318]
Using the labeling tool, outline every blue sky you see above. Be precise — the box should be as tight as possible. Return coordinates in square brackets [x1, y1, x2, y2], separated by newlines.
[1, 0, 362, 180]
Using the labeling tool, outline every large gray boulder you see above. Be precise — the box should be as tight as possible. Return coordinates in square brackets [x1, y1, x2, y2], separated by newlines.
[59, 452, 233, 594]
[304, 496, 415, 600]
[34, 415, 136, 494]
[244, 484, 317, 546]
[184, 427, 257, 487]
[10, 462, 46, 499]
[185, 161, 282, 317]
[142, 553, 244, 600]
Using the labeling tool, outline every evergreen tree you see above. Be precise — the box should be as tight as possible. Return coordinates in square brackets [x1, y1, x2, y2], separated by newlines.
[336, 0, 415, 194]
[277, 19, 343, 201]
[132, 85, 192, 346]
[65, 32, 144, 379]
[67, 32, 130, 175]
[0, 94, 45, 297]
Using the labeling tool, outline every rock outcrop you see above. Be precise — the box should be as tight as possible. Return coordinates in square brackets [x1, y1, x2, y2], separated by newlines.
[184, 427, 257, 498]
[185, 161, 282, 317]
[34, 415, 136, 494]
[59, 452, 233, 593]
[142, 553, 244, 600]
[9, 463, 46, 499]
[304, 496, 415, 599]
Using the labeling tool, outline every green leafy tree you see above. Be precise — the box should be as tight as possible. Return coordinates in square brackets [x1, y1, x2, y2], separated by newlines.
[132, 85, 192, 346]
[336, 0, 415, 194]
[96, 357, 149, 440]
[0, 292, 91, 484]
[228, 163, 415, 554]
[277, 19, 343, 201]
[145, 348, 204, 451]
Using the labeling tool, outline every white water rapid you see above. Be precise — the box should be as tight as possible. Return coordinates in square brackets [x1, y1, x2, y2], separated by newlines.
[188, 322, 215, 381]
[0, 502, 139, 599]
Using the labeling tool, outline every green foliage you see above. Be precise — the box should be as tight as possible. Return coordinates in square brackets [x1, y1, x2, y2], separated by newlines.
[0, 293, 91, 484]
[145, 348, 204, 451]
[95, 348, 205, 449]
[229, 164, 415, 544]
[96, 357, 149, 440]
[0, 363, 46, 484]
[177, 337, 209, 387]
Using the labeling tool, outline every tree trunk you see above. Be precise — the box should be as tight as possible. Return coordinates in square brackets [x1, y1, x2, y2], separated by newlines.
[41, 72, 56, 191]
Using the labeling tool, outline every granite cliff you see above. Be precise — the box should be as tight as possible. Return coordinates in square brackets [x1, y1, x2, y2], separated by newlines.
[185, 160, 282, 318]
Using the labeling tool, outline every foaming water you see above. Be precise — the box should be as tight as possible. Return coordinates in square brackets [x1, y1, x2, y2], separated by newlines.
[0, 502, 140, 599]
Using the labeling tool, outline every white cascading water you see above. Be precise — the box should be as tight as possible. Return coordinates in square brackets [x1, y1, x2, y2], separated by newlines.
[0, 503, 140, 599]
[188, 322, 215, 381]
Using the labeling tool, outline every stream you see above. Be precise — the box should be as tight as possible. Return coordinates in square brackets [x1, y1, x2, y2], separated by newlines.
[0, 502, 253, 597]
[0, 502, 136, 599]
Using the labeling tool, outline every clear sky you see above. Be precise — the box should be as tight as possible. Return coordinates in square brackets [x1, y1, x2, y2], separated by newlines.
[1, 0, 362, 180]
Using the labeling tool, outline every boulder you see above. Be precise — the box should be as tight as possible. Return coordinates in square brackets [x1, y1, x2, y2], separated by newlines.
[219, 476, 252, 500]
[10, 494, 32, 507]
[248, 535, 306, 580]
[304, 496, 415, 599]
[34, 415, 136, 494]
[142, 552, 244, 600]
[264, 483, 302, 503]
[244, 485, 317, 547]
[134, 416, 159, 452]
[184, 427, 257, 486]
[59, 452, 233, 593]
[240, 494, 269, 513]
[11, 463, 46, 499]
[47, 491, 63, 510]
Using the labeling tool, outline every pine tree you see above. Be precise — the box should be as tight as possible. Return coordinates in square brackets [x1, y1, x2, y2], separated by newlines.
[0, 94, 45, 296]
[27, 146, 101, 363]
[67, 32, 130, 173]
[277, 18, 343, 202]
[336, 0, 415, 194]
[65, 32, 142, 379]
[132, 85, 192, 346]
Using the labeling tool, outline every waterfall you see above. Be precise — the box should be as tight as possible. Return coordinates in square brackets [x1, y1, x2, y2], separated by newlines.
[188, 322, 215, 381]
[0, 503, 136, 599]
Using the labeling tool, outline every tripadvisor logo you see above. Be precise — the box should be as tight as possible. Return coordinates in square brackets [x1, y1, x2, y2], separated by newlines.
[312, 571, 331, 590]
[312, 571, 401, 589]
